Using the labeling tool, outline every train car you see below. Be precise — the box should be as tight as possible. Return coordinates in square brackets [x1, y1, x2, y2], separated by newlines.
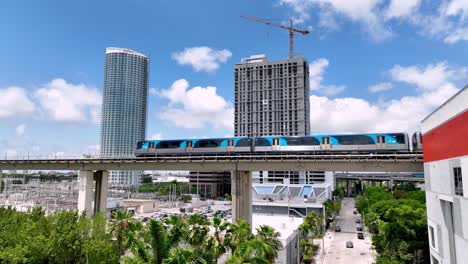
[316, 133, 409, 152]
[135, 132, 411, 157]
[412, 132, 423, 152]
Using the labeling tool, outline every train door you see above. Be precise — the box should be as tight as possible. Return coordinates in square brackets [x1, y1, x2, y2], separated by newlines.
[186, 141, 193, 153]
[376, 135, 386, 149]
[227, 139, 234, 152]
[149, 142, 155, 155]
[272, 138, 280, 151]
[321, 137, 331, 150]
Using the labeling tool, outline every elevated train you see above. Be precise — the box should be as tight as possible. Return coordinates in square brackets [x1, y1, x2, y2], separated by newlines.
[135, 132, 423, 157]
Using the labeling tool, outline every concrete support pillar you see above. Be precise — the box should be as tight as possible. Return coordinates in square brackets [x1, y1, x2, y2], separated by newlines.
[78, 170, 94, 216]
[94, 170, 109, 215]
[231, 170, 252, 226]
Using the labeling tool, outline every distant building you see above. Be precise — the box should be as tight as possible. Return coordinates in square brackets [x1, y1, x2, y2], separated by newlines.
[421, 86, 468, 264]
[188, 171, 231, 198]
[100, 47, 149, 185]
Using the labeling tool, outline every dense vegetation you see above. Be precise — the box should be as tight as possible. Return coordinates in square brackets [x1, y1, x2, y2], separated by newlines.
[136, 181, 190, 195]
[0, 207, 284, 263]
[355, 184, 428, 264]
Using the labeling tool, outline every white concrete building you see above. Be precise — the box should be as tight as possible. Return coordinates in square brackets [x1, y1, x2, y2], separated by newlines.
[421, 86, 468, 264]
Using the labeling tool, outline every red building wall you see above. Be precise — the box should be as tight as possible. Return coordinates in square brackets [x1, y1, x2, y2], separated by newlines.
[423, 110, 468, 163]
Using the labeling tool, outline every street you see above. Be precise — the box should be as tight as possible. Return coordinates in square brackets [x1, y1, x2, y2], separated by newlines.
[316, 198, 375, 264]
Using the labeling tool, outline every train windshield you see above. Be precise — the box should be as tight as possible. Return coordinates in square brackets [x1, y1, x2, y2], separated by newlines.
[390, 134, 407, 144]
[136, 141, 148, 149]
[334, 135, 374, 145]
[283, 137, 320, 146]
[156, 140, 184, 149]
[194, 139, 225, 148]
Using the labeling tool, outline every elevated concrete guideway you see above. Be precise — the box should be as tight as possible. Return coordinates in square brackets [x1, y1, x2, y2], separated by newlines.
[0, 152, 423, 172]
[0, 152, 423, 225]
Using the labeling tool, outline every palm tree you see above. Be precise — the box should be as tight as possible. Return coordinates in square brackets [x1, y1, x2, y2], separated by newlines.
[255, 225, 282, 262]
[300, 212, 321, 238]
[226, 238, 271, 264]
[225, 220, 252, 253]
[109, 210, 143, 256]
[203, 216, 229, 261]
[187, 214, 209, 226]
[162, 243, 208, 264]
[147, 219, 170, 264]
[165, 215, 189, 248]
[188, 223, 209, 246]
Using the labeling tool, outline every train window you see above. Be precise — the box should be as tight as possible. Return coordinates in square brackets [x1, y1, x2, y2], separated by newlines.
[236, 138, 252, 147]
[390, 134, 406, 144]
[194, 139, 225, 148]
[255, 138, 271, 146]
[335, 135, 374, 145]
[156, 140, 184, 149]
[283, 137, 320, 146]
[322, 137, 330, 144]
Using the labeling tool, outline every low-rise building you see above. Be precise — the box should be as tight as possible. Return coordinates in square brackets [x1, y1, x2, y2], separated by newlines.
[421, 86, 468, 264]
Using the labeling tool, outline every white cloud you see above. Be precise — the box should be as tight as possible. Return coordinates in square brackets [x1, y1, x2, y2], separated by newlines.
[389, 62, 467, 91]
[309, 58, 329, 90]
[321, 85, 346, 96]
[157, 79, 234, 130]
[15, 124, 26, 137]
[35, 78, 101, 123]
[368, 82, 393, 93]
[0, 87, 35, 118]
[385, 0, 421, 19]
[309, 61, 465, 134]
[172, 46, 232, 72]
[309, 58, 346, 95]
[151, 133, 163, 140]
[446, 0, 468, 18]
[279, 0, 468, 44]
[149, 88, 159, 96]
[280, 0, 393, 41]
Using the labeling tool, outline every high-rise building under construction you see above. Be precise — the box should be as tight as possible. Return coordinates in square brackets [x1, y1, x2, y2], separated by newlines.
[234, 55, 310, 137]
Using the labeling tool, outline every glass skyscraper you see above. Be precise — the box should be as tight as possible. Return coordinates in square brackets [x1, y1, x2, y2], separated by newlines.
[100, 47, 149, 185]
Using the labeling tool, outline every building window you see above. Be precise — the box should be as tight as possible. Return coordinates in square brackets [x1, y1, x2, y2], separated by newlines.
[431, 255, 439, 264]
[429, 225, 435, 248]
[454, 167, 463, 196]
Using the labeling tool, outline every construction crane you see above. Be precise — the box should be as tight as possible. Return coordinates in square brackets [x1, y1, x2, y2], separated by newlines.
[241, 15, 310, 59]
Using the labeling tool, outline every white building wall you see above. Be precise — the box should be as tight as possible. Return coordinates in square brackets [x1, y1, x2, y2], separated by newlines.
[425, 155, 468, 264]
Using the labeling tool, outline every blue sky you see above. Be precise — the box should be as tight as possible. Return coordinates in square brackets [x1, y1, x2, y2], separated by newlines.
[1, 0, 468, 157]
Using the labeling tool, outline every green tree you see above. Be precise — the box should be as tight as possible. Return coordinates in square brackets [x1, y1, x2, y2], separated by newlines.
[47, 210, 89, 263]
[83, 213, 119, 264]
